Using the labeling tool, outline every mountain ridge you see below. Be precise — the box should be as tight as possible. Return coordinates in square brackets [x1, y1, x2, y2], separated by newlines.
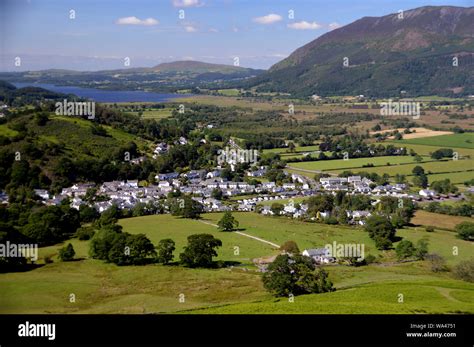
[251, 5, 474, 97]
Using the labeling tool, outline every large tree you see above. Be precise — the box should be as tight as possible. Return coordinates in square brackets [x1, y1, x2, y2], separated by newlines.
[179, 234, 222, 268]
[156, 239, 175, 265]
[217, 211, 239, 231]
[262, 254, 334, 297]
[365, 215, 396, 250]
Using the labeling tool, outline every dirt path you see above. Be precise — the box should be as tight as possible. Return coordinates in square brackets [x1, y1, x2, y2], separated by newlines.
[198, 220, 280, 249]
[434, 287, 462, 303]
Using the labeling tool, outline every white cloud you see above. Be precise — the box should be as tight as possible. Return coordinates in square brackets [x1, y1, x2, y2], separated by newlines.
[287, 21, 322, 30]
[184, 25, 197, 32]
[270, 53, 288, 58]
[116, 16, 159, 26]
[328, 22, 342, 30]
[172, 0, 203, 7]
[253, 13, 282, 25]
[209, 28, 219, 33]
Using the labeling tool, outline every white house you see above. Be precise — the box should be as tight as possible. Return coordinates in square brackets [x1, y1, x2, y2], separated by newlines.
[419, 189, 436, 197]
[34, 189, 50, 200]
[158, 181, 171, 188]
[302, 248, 334, 264]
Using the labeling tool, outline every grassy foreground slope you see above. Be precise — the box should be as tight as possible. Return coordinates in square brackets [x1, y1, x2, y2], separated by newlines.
[0, 260, 268, 314]
[1, 213, 473, 314]
[188, 278, 474, 314]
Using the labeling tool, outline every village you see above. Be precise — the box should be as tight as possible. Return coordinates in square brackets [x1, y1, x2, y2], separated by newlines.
[15, 164, 465, 226]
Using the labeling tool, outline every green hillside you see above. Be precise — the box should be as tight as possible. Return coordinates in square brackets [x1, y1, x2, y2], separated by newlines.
[248, 6, 474, 97]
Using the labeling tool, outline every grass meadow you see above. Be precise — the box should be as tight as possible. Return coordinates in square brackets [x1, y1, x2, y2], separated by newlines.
[1, 212, 473, 314]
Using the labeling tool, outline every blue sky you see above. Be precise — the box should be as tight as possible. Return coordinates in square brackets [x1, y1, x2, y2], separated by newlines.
[0, 0, 471, 71]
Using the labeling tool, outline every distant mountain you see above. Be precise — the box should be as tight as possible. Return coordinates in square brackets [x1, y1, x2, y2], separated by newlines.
[249, 6, 474, 97]
[0, 60, 264, 92]
[150, 60, 253, 74]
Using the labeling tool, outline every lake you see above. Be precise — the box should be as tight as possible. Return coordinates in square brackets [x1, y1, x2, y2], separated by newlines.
[13, 83, 191, 103]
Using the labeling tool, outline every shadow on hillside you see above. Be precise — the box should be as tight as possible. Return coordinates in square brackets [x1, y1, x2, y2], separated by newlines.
[0, 263, 45, 273]
[392, 235, 403, 243]
[165, 260, 242, 269]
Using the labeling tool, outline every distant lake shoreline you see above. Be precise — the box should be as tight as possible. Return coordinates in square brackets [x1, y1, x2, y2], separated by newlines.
[12, 82, 191, 103]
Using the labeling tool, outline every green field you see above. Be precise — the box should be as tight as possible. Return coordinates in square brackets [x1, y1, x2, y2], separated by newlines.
[204, 213, 382, 255]
[397, 133, 474, 149]
[217, 89, 240, 96]
[331, 159, 474, 179]
[423, 171, 474, 184]
[1, 212, 473, 314]
[289, 155, 432, 172]
[0, 259, 268, 314]
[384, 142, 474, 157]
[119, 214, 276, 266]
[127, 108, 172, 120]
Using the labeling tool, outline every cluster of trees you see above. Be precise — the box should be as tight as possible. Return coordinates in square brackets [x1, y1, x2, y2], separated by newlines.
[395, 239, 429, 261]
[431, 148, 454, 160]
[375, 196, 416, 228]
[424, 201, 472, 217]
[0, 198, 83, 271]
[1, 131, 151, 194]
[0, 199, 81, 247]
[87, 207, 223, 268]
[430, 179, 459, 194]
[89, 223, 157, 265]
[262, 254, 334, 297]
[170, 196, 203, 219]
[0, 221, 28, 272]
[318, 136, 407, 158]
[364, 215, 397, 250]
[455, 222, 474, 241]
[363, 199, 415, 250]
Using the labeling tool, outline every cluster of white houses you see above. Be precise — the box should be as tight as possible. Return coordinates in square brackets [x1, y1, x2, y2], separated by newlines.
[28, 169, 311, 213]
[259, 201, 372, 225]
[2, 166, 462, 214]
